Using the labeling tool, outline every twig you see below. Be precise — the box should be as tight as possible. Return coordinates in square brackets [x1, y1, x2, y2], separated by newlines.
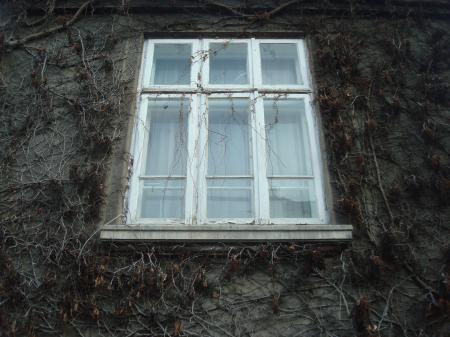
[6, 1, 94, 49]
[368, 131, 391, 232]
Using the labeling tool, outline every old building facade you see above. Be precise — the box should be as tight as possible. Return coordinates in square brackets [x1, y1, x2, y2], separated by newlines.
[1, 1, 449, 336]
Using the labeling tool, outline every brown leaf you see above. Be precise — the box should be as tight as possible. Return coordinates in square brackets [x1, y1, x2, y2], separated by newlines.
[272, 295, 280, 314]
[174, 321, 182, 336]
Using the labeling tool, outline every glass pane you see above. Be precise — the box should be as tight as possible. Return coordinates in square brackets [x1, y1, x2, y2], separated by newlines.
[140, 179, 185, 218]
[269, 179, 317, 218]
[209, 43, 248, 85]
[260, 43, 302, 85]
[151, 44, 191, 85]
[208, 99, 251, 175]
[145, 99, 189, 175]
[207, 179, 253, 218]
[264, 99, 312, 176]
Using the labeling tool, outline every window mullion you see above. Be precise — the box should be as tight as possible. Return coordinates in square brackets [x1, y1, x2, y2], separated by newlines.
[252, 38, 262, 89]
[304, 95, 328, 223]
[191, 40, 201, 88]
[141, 41, 153, 89]
[196, 94, 208, 224]
[250, 91, 260, 222]
[254, 93, 270, 224]
[185, 94, 198, 225]
[127, 95, 149, 224]
[298, 40, 310, 90]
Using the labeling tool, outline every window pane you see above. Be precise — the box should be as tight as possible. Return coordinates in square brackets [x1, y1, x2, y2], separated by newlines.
[207, 179, 253, 218]
[264, 99, 312, 176]
[140, 179, 185, 218]
[260, 43, 302, 85]
[151, 44, 191, 85]
[269, 179, 317, 218]
[145, 99, 189, 176]
[208, 99, 251, 175]
[209, 43, 248, 85]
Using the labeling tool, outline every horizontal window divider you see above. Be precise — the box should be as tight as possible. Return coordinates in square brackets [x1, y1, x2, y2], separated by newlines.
[141, 88, 199, 94]
[267, 175, 314, 179]
[269, 187, 309, 190]
[142, 187, 184, 191]
[140, 88, 313, 94]
[206, 175, 253, 179]
[207, 187, 252, 190]
[139, 176, 186, 179]
[257, 89, 312, 94]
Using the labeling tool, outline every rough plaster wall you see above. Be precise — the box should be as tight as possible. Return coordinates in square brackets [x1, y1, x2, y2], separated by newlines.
[0, 3, 450, 337]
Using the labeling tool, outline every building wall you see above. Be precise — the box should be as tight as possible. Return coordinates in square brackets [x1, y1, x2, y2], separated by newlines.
[0, 1, 449, 336]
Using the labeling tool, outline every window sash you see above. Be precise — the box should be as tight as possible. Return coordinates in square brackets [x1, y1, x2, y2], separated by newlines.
[127, 38, 327, 225]
[127, 94, 199, 225]
[140, 39, 312, 92]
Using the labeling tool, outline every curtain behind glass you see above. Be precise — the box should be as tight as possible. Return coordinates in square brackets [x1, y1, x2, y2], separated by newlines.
[264, 99, 312, 176]
[207, 98, 253, 218]
[209, 43, 248, 85]
[260, 43, 302, 85]
[145, 99, 188, 176]
[151, 44, 191, 85]
[139, 98, 189, 219]
[264, 99, 317, 218]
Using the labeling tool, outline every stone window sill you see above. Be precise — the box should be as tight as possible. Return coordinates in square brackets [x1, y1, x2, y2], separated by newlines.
[100, 224, 352, 242]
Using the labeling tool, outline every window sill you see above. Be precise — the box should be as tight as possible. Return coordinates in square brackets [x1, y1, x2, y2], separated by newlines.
[100, 224, 352, 242]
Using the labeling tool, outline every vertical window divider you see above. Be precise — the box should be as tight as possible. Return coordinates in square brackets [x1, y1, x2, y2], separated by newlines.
[304, 95, 327, 223]
[250, 91, 260, 223]
[185, 94, 197, 225]
[202, 39, 210, 89]
[142, 41, 153, 88]
[298, 40, 310, 89]
[254, 93, 270, 224]
[251, 39, 262, 88]
[128, 95, 149, 224]
[196, 93, 208, 224]
[191, 40, 202, 89]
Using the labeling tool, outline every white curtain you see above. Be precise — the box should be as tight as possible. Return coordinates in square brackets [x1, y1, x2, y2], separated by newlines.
[260, 43, 302, 85]
[207, 99, 250, 175]
[145, 99, 188, 175]
[140, 99, 188, 219]
[209, 43, 248, 85]
[264, 99, 312, 176]
[151, 44, 191, 85]
[207, 99, 253, 218]
[264, 99, 317, 218]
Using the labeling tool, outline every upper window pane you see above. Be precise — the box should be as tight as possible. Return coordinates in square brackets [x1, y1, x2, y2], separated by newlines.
[264, 99, 312, 176]
[150, 44, 191, 85]
[209, 43, 248, 85]
[260, 43, 302, 85]
[145, 99, 189, 175]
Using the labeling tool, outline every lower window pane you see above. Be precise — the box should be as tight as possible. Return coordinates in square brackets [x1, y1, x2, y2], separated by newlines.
[207, 179, 253, 218]
[269, 179, 317, 218]
[140, 179, 185, 218]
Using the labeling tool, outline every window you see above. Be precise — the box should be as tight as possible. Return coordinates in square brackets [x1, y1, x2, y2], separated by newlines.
[101, 38, 352, 241]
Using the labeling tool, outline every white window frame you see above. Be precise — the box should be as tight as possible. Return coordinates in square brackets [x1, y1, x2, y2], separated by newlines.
[100, 38, 352, 242]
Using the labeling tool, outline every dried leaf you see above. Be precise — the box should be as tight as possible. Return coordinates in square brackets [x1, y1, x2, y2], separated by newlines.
[174, 321, 182, 336]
